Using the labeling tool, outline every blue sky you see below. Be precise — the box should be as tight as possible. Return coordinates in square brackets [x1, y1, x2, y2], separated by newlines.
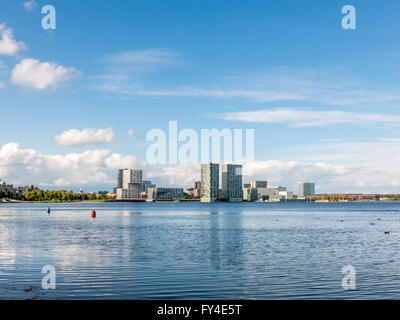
[1, 0, 400, 193]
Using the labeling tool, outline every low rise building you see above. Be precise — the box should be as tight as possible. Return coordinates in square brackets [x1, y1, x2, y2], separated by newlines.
[257, 187, 279, 201]
[278, 190, 293, 201]
[242, 187, 258, 202]
[0, 180, 34, 200]
[147, 187, 184, 201]
[257, 186, 291, 201]
[251, 180, 268, 188]
[142, 180, 156, 192]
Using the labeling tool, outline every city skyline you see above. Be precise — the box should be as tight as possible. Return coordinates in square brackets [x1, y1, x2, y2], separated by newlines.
[1, 1, 400, 193]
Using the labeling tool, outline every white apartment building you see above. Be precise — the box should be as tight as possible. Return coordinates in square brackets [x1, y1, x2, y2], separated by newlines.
[116, 169, 143, 200]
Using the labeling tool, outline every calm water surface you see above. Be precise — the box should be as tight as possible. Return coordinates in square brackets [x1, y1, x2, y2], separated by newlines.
[1, 202, 400, 299]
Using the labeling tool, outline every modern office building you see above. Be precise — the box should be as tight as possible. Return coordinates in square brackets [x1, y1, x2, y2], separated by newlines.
[200, 163, 219, 202]
[278, 190, 293, 201]
[222, 164, 243, 202]
[117, 169, 124, 188]
[142, 180, 156, 193]
[257, 187, 278, 201]
[250, 180, 268, 188]
[298, 182, 316, 197]
[122, 169, 142, 188]
[256, 186, 281, 200]
[147, 187, 184, 201]
[116, 169, 143, 200]
[256, 186, 293, 202]
[242, 187, 258, 202]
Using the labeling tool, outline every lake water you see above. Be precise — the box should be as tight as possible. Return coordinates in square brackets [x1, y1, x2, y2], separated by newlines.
[1, 201, 400, 299]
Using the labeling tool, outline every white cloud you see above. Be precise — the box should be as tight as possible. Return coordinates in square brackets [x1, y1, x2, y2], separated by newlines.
[23, 1, 37, 12]
[11, 58, 80, 90]
[91, 65, 400, 110]
[127, 87, 304, 102]
[2, 138, 400, 193]
[214, 108, 400, 127]
[0, 143, 144, 188]
[147, 164, 200, 187]
[102, 48, 183, 72]
[0, 23, 25, 55]
[53, 128, 115, 147]
[242, 160, 349, 193]
[127, 130, 135, 139]
[0, 82, 4, 89]
[91, 49, 184, 95]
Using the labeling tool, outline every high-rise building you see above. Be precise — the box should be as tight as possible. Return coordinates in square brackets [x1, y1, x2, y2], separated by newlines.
[200, 163, 219, 202]
[298, 182, 315, 197]
[222, 164, 243, 202]
[250, 180, 268, 188]
[117, 169, 124, 188]
[116, 169, 143, 200]
[122, 169, 142, 188]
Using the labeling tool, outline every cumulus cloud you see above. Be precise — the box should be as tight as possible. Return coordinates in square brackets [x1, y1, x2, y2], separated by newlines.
[0, 23, 25, 55]
[2, 138, 400, 193]
[23, 1, 37, 11]
[0, 143, 144, 188]
[147, 164, 200, 187]
[53, 128, 115, 147]
[214, 108, 400, 127]
[242, 160, 349, 192]
[10, 58, 80, 90]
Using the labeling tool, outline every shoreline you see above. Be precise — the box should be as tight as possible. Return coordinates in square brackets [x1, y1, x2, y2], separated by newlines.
[1, 199, 400, 204]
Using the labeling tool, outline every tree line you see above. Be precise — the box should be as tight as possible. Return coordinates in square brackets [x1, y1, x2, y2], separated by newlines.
[21, 188, 114, 202]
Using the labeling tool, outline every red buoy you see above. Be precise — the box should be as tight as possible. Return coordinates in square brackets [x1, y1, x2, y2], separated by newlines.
[91, 210, 96, 218]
